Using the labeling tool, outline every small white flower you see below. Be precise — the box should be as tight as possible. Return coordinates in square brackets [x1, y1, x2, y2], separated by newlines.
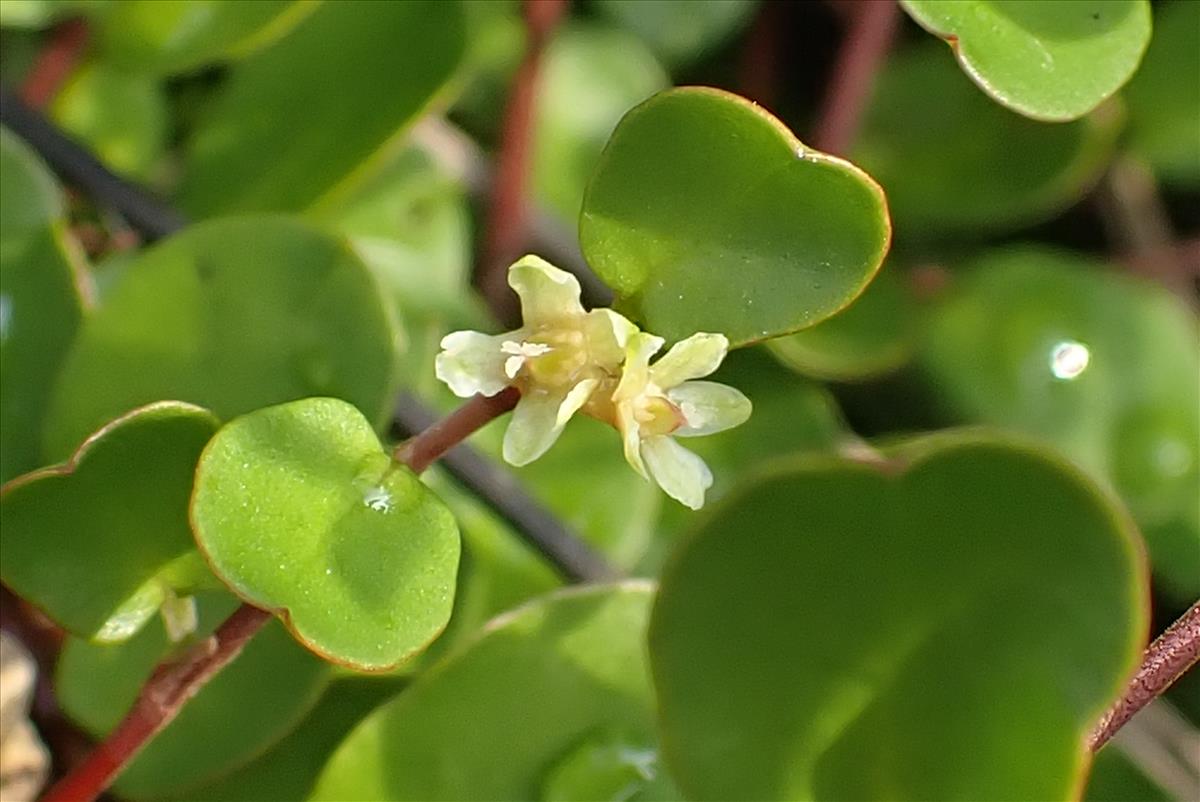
[610, 331, 751, 509]
[435, 256, 636, 467]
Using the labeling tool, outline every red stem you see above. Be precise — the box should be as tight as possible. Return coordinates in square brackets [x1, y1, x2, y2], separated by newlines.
[394, 388, 520, 474]
[1089, 600, 1200, 752]
[476, 0, 567, 327]
[38, 393, 521, 802]
[20, 17, 89, 109]
[40, 605, 271, 802]
[810, 0, 899, 155]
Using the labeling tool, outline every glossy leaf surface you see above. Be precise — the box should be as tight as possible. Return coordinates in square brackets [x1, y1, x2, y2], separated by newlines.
[178, 0, 466, 215]
[57, 591, 330, 799]
[1124, 0, 1200, 185]
[651, 433, 1147, 800]
[902, 0, 1151, 121]
[44, 216, 399, 461]
[94, 0, 308, 75]
[0, 127, 91, 482]
[580, 87, 890, 346]
[311, 583, 680, 801]
[1, 402, 218, 641]
[918, 247, 1199, 599]
[854, 43, 1120, 237]
[191, 398, 460, 670]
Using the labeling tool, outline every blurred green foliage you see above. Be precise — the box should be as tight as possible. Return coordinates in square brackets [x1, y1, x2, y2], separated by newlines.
[0, 1, 1195, 800]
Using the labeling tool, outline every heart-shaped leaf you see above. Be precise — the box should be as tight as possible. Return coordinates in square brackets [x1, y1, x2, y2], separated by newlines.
[853, 43, 1120, 238]
[191, 397, 460, 670]
[310, 582, 681, 801]
[917, 246, 1200, 600]
[57, 591, 330, 799]
[901, 0, 1152, 121]
[650, 433, 1147, 800]
[43, 216, 400, 462]
[580, 86, 890, 346]
[0, 126, 93, 483]
[1, 402, 218, 642]
[177, 0, 466, 216]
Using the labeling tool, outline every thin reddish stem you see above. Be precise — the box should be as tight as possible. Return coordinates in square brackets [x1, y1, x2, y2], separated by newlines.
[40, 605, 271, 802]
[394, 388, 520, 473]
[1089, 600, 1200, 752]
[476, 0, 567, 326]
[20, 17, 88, 109]
[810, 0, 899, 155]
[38, 392, 522, 802]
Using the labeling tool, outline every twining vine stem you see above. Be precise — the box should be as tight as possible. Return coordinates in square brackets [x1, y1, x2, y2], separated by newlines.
[39, 391, 535, 802]
[1089, 600, 1200, 752]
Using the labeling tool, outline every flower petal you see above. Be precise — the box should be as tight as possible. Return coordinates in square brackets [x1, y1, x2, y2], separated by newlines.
[613, 331, 665, 403]
[668, 381, 752, 437]
[641, 435, 713, 510]
[508, 255, 584, 325]
[617, 401, 647, 478]
[435, 330, 513, 397]
[502, 378, 599, 466]
[582, 308, 640, 368]
[649, 332, 729, 388]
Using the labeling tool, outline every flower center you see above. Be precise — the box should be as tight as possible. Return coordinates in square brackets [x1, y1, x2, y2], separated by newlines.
[634, 394, 685, 437]
[502, 328, 592, 388]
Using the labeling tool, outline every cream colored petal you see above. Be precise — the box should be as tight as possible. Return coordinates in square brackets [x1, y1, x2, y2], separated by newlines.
[612, 331, 665, 403]
[616, 401, 647, 478]
[582, 308, 640, 369]
[508, 255, 584, 324]
[502, 379, 599, 466]
[435, 330, 513, 397]
[642, 435, 713, 510]
[649, 332, 729, 388]
[668, 381, 753, 437]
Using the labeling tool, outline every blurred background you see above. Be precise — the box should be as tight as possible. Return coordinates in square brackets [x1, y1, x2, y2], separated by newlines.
[0, 1, 1196, 800]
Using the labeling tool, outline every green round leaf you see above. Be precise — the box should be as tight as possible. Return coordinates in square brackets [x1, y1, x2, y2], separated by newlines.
[311, 583, 680, 801]
[43, 216, 400, 462]
[901, 0, 1151, 121]
[853, 42, 1121, 237]
[0, 126, 93, 483]
[580, 87, 891, 346]
[1124, 0, 1200, 185]
[650, 433, 1147, 800]
[57, 591, 330, 799]
[95, 0, 310, 75]
[191, 397, 460, 670]
[178, 0, 466, 216]
[917, 246, 1200, 600]
[50, 62, 168, 179]
[1, 402, 218, 641]
[767, 267, 915, 381]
